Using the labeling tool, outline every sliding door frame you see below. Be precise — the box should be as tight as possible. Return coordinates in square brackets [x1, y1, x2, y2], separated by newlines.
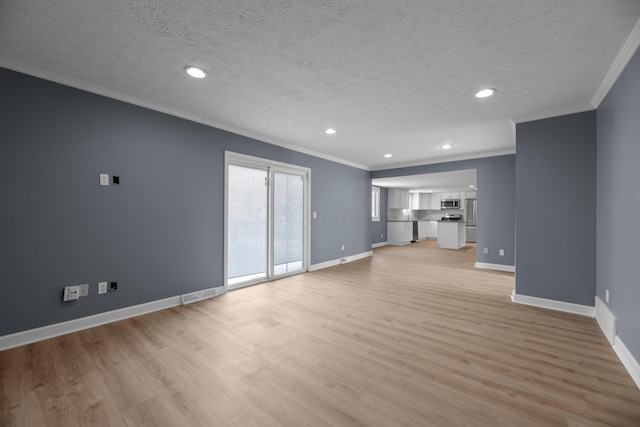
[224, 151, 311, 291]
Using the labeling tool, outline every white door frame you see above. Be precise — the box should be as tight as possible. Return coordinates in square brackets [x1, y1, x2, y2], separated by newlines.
[224, 151, 311, 291]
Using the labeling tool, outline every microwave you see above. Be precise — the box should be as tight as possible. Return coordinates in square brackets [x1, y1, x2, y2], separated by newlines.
[441, 199, 460, 209]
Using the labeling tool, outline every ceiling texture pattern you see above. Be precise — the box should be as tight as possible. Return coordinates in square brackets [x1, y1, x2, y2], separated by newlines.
[2, 0, 640, 169]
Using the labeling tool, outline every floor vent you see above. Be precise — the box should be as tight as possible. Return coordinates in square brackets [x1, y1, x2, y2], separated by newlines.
[181, 287, 224, 305]
[595, 296, 617, 345]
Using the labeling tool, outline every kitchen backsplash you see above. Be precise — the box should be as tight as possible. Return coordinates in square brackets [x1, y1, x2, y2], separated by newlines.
[388, 208, 464, 221]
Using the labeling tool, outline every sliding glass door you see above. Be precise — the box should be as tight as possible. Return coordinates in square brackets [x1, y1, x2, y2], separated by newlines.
[273, 171, 304, 276]
[227, 164, 268, 287]
[226, 153, 309, 290]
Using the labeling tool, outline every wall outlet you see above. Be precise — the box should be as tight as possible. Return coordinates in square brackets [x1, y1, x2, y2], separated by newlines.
[381, 233, 384, 238]
[605, 289, 610, 303]
[99, 173, 109, 186]
[313, 211, 317, 219]
[483, 247, 489, 254]
[98, 281, 108, 295]
[63, 285, 80, 301]
[499, 249, 505, 256]
[78, 284, 89, 297]
[341, 244, 345, 251]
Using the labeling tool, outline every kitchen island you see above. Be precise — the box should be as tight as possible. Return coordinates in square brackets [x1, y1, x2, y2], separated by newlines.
[437, 221, 466, 249]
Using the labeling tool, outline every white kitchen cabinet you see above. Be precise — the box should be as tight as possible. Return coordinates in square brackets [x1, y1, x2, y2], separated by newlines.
[465, 191, 477, 199]
[388, 189, 410, 209]
[441, 192, 460, 200]
[411, 193, 432, 210]
[426, 221, 438, 239]
[430, 193, 442, 210]
[410, 193, 419, 210]
[437, 221, 466, 249]
[417, 221, 429, 239]
[387, 221, 412, 245]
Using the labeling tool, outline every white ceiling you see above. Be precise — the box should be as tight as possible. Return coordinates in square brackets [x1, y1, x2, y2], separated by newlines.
[372, 170, 476, 193]
[2, 1, 640, 170]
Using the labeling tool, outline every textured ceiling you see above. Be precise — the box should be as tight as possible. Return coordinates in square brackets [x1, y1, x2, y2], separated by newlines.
[2, 1, 640, 170]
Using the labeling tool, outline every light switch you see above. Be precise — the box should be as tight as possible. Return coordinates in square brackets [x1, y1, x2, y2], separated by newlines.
[98, 281, 108, 294]
[99, 174, 109, 186]
[313, 211, 317, 219]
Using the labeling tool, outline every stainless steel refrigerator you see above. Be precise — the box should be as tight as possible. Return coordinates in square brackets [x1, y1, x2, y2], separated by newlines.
[465, 198, 476, 243]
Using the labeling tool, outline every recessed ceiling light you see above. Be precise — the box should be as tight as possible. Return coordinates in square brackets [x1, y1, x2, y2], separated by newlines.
[475, 88, 496, 98]
[184, 66, 207, 79]
[325, 128, 337, 135]
[384, 154, 393, 158]
[440, 143, 453, 150]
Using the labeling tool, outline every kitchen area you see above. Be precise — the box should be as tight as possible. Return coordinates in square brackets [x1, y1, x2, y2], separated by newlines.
[373, 170, 477, 250]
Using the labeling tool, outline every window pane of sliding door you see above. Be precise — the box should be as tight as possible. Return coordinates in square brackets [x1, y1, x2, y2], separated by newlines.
[227, 165, 267, 287]
[273, 171, 304, 276]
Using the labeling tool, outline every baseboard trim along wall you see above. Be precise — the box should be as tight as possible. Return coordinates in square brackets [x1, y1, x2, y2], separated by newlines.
[0, 286, 225, 352]
[372, 241, 388, 248]
[309, 250, 373, 271]
[511, 291, 639, 391]
[475, 262, 515, 273]
[595, 296, 617, 345]
[511, 291, 595, 317]
[613, 336, 640, 390]
[1, 250, 374, 350]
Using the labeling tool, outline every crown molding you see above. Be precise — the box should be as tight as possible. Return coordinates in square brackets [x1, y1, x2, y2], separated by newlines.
[512, 103, 595, 125]
[0, 58, 370, 171]
[591, 17, 640, 108]
[370, 148, 516, 172]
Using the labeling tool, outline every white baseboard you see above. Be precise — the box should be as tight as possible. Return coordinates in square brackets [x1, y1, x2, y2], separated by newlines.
[595, 296, 617, 345]
[0, 286, 227, 352]
[309, 250, 373, 271]
[511, 292, 639, 391]
[0, 296, 183, 351]
[511, 291, 595, 317]
[475, 262, 515, 273]
[613, 336, 640, 390]
[372, 241, 388, 248]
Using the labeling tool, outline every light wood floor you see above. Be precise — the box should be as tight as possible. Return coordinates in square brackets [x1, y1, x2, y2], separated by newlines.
[2, 241, 639, 426]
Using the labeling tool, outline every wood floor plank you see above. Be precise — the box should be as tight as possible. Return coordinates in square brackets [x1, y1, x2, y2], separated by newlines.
[2, 240, 640, 426]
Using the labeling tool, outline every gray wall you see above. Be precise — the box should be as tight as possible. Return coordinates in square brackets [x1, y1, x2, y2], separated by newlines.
[371, 187, 388, 244]
[597, 48, 640, 359]
[515, 111, 597, 306]
[370, 155, 516, 266]
[0, 67, 370, 336]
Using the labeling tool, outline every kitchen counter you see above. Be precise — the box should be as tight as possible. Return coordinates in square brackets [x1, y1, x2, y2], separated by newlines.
[437, 221, 466, 249]
[387, 221, 413, 245]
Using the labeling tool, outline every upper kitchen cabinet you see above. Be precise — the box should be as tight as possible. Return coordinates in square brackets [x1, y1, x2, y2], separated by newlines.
[388, 189, 410, 209]
[410, 193, 432, 210]
[441, 192, 460, 200]
[430, 193, 442, 210]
